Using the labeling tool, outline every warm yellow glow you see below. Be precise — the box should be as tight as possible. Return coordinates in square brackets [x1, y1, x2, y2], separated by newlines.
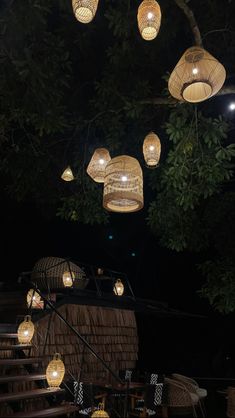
[143, 132, 161, 167]
[192, 67, 198, 75]
[61, 166, 74, 182]
[46, 353, 65, 389]
[137, 0, 161, 41]
[113, 279, 124, 296]
[27, 289, 41, 309]
[87, 148, 111, 183]
[17, 315, 35, 344]
[62, 271, 75, 287]
[91, 403, 109, 418]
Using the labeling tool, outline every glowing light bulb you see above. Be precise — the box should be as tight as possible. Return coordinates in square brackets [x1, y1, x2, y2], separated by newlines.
[121, 176, 127, 182]
[229, 103, 235, 111]
[24, 330, 29, 336]
[99, 158, 105, 165]
[192, 68, 198, 75]
[149, 145, 155, 151]
[147, 12, 153, 19]
[52, 371, 58, 377]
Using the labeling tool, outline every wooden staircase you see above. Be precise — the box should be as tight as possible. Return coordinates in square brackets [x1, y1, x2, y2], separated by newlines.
[0, 326, 78, 417]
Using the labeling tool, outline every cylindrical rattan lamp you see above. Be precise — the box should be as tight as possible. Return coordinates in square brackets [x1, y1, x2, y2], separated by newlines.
[72, 0, 99, 24]
[103, 155, 143, 213]
[61, 166, 74, 182]
[62, 270, 75, 287]
[168, 46, 226, 103]
[46, 353, 65, 389]
[27, 289, 41, 309]
[17, 315, 35, 345]
[113, 279, 124, 296]
[137, 0, 161, 41]
[87, 148, 111, 183]
[143, 132, 161, 167]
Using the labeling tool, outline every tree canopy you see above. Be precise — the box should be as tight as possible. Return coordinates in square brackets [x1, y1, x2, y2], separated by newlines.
[1, 0, 235, 312]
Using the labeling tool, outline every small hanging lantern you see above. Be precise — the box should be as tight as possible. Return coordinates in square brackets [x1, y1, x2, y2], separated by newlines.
[72, 0, 99, 24]
[17, 315, 35, 345]
[62, 270, 75, 287]
[113, 279, 124, 296]
[27, 289, 41, 309]
[168, 46, 226, 103]
[143, 132, 161, 167]
[137, 0, 161, 41]
[87, 148, 111, 183]
[46, 353, 65, 389]
[97, 268, 104, 276]
[91, 403, 109, 418]
[103, 155, 143, 213]
[61, 166, 74, 182]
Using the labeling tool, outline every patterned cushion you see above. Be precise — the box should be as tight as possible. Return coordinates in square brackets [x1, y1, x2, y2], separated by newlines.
[135, 407, 156, 416]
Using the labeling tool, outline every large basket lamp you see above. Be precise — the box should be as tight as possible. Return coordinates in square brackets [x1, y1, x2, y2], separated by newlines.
[87, 148, 111, 183]
[168, 46, 226, 103]
[137, 0, 161, 41]
[46, 353, 65, 389]
[103, 155, 143, 213]
[143, 132, 161, 167]
[72, 0, 99, 24]
[17, 315, 35, 345]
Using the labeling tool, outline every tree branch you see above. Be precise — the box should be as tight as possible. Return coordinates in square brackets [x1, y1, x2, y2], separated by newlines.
[174, 0, 203, 47]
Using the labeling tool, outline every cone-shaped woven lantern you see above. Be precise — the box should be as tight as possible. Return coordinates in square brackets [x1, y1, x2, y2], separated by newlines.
[87, 148, 111, 183]
[62, 270, 75, 287]
[137, 0, 161, 41]
[168, 46, 226, 103]
[17, 315, 35, 344]
[103, 155, 143, 213]
[27, 289, 41, 309]
[46, 353, 65, 389]
[91, 404, 109, 418]
[143, 132, 161, 167]
[72, 0, 99, 24]
[61, 166, 74, 182]
[113, 279, 124, 296]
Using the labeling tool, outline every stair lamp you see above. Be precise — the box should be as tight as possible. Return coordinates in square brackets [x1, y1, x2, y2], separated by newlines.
[46, 353, 65, 389]
[143, 132, 161, 167]
[72, 0, 99, 24]
[17, 315, 35, 344]
[27, 289, 41, 309]
[168, 46, 226, 103]
[62, 270, 75, 287]
[137, 0, 161, 41]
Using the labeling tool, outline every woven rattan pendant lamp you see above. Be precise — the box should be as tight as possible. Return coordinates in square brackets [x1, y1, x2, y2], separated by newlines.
[61, 166, 74, 182]
[62, 270, 75, 287]
[72, 0, 99, 24]
[103, 155, 143, 213]
[46, 353, 65, 389]
[113, 279, 124, 296]
[168, 46, 226, 103]
[27, 289, 41, 308]
[87, 148, 111, 183]
[143, 132, 161, 167]
[17, 315, 35, 344]
[137, 0, 161, 41]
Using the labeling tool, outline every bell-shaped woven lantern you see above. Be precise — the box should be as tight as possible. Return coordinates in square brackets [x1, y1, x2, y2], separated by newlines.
[27, 289, 41, 309]
[168, 46, 226, 103]
[113, 279, 124, 296]
[87, 148, 111, 183]
[137, 0, 161, 41]
[61, 166, 74, 182]
[46, 353, 65, 389]
[91, 404, 109, 418]
[17, 315, 35, 345]
[103, 155, 143, 213]
[143, 132, 161, 167]
[62, 270, 75, 287]
[72, 0, 99, 24]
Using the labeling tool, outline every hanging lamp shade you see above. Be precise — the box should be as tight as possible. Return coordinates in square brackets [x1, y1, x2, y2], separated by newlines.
[61, 166, 74, 182]
[27, 289, 41, 309]
[87, 148, 111, 183]
[168, 46, 226, 103]
[17, 315, 35, 345]
[72, 0, 99, 24]
[46, 353, 65, 389]
[113, 279, 124, 296]
[91, 404, 109, 418]
[137, 0, 161, 41]
[62, 270, 75, 287]
[143, 132, 161, 167]
[103, 155, 143, 213]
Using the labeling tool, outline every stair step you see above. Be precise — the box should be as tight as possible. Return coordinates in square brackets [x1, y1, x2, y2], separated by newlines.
[0, 374, 46, 384]
[5, 404, 78, 418]
[0, 357, 42, 366]
[0, 333, 18, 339]
[0, 387, 64, 403]
[0, 344, 32, 350]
